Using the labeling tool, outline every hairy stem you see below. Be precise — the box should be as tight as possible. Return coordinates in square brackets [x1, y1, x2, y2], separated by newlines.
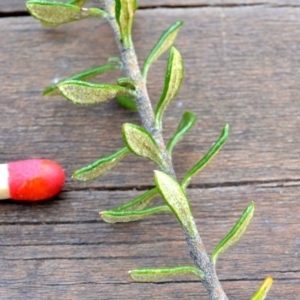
[104, 1, 227, 299]
[105, 0, 174, 177]
[184, 230, 228, 300]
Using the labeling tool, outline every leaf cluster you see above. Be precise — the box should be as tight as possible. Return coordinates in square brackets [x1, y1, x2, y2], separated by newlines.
[26, 1, 273, 299]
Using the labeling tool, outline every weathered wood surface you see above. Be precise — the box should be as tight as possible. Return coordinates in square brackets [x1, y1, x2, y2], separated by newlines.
[0, 2, 300, 299]
[2, 0, 300, 13]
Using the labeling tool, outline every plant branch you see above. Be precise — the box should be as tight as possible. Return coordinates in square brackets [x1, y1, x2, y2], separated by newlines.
[105, 0, 174, 177]
[184, 230, 228, 300]
[104, 1, 228, 299]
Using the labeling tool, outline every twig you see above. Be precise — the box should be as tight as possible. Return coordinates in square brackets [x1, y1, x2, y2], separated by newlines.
[104, 1, 228, 299]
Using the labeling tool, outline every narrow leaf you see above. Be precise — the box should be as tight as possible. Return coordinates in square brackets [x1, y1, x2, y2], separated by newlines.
[116, 96, 137, 110]
[26, 1, 107, 26]
[250, 277, 273, 300]
[113, 188, 158, 211]
[43, 64, 120, 96]
[58, 80, 134, 105]
[142, 21, 184, 78]
[73, 147, 130, 181]
[154, 170, 197, 237]
[181, 124, 229, 189]
[117, 78, 137, 90]
[115, 0, 137, 47]
[100, 206, 171, 223]
[107, 57, 123, 66]
[167, 111, 196, 154]
[129, 266, 204, 282]
[122, 123, 164, 167]
[155, 47, 184, 129]
[211, 202, 255, 264]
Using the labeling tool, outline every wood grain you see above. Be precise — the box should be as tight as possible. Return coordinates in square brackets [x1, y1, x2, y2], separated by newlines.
[0, 3, 300, 300]
[2, 7, 300, 188]
[1, 0, 300, 13]
[0, 186, 299, 299]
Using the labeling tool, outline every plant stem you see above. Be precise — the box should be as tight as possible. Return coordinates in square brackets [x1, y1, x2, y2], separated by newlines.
[104, 0, 174, 177]
[183, 230, 228, 300]
[104, 1, 228, 299]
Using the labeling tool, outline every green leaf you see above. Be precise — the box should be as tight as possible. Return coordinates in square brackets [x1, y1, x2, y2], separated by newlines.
[67, 0, 86, 6]
[167, 111, 196, 154]
[155, 47, 184, 130]
[129, 266, 204, 282]
[116, 96, 137, 111]
[107, 57, 123, 66]
[122, 123, 165, 167]
[181, 124, 229, 189]
[100, 206, 171, 223]
[142, 21, 184, 79]
[154, 171, 197, 237]
[26, 1, 107, 26]
[113, 188, 158, 211]
[43, 64, 120, 96]
[250, 277, 273, 300]
[117, 78, 137, 90]
[115, 0, 137, 47]
[58, 80, 134, 105]
[211, 202, 255, 264]
[73, 147, 130, 181]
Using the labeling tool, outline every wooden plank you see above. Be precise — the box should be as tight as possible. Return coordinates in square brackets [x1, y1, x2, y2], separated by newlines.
[140, 0, 300, 6]
[0, 185, 299, 298]
[1, 1, 300, 13]
[1, 279, 296, 300]
[0, 5, 300, 299]
[1, 7, 300, 188]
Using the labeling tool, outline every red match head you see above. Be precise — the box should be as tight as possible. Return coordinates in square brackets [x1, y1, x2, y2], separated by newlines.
[7, 159, 65, 201]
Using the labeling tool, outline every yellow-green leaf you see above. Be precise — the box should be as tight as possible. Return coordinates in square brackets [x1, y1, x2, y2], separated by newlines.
[113, 188, 158, 211]
[142, 21, 183, 79]
[116, 95, 137, 111]
[181, 124, 229, 190]
[26, 1, 107, 26]
[122, 123, 164, 167]
[211, 202, 255, 264]
[167, 111, 196, 154]
[117, 77, 137, 90]
[250, 277, 273, 300]
[43, 64, 120, 96]
[73, 147, 130, 181]
[129, 266, 204, 282]
[58, 80, 134, 105]
[155, 47, 184, 129]
[100, 206, 171, 223]
[115, 0, 137, 47]
[154, 170, 197, 237]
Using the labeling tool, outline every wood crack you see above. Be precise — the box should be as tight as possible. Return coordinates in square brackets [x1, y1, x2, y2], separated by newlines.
[63, 178, 300, 193]
[138, 3, 268, 9]
[2, 2, 300, 18]
[0, 11, 29, 18]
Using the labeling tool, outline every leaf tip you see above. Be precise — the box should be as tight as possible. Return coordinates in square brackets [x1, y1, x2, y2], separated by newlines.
[71, 171, 80, 180]
[42, 88, 50, 96]
[251, 276, 273, 300]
